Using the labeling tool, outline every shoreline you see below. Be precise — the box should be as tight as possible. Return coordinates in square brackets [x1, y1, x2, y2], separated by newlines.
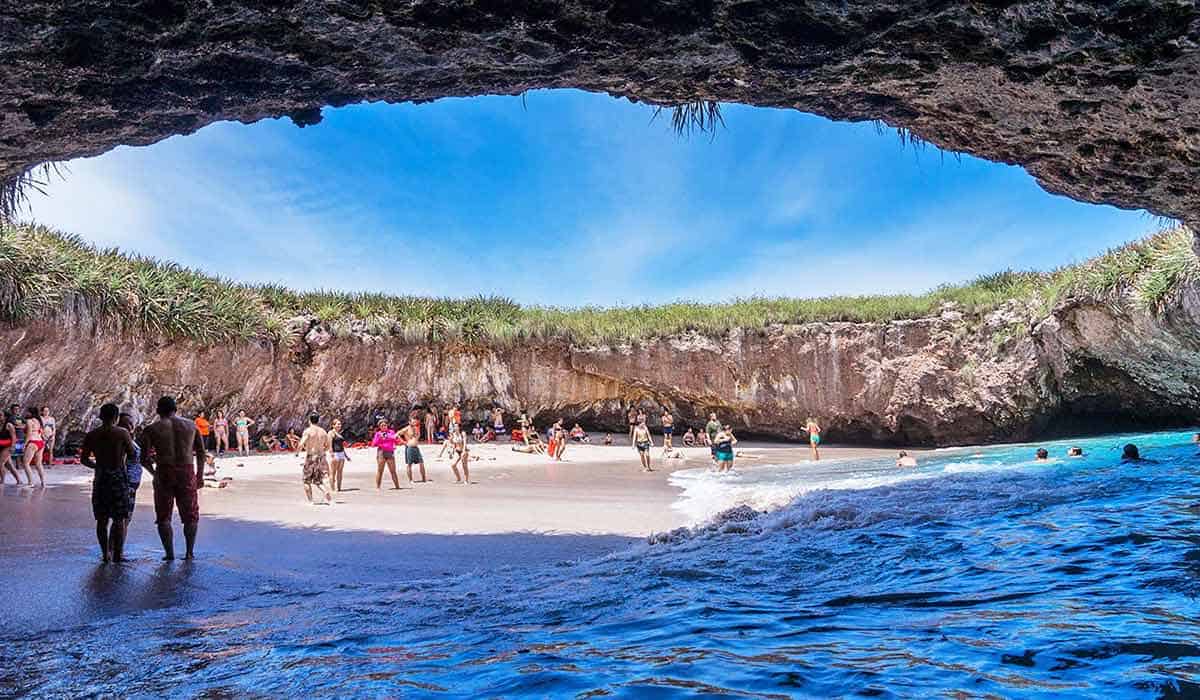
[36, 441, 912, 538]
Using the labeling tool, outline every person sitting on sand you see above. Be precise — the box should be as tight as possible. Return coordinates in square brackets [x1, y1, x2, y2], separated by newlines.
[570, 423, 589, 443]
[81, 403, 139, 563]
[1067, 446, 1084, 457]
[896, 451, 917, 468]
[284, 427, 301, 452]
[481, 427, 496, 443]
[260, 433, 280, 452]
[633, 420, 654, 472]
[602, 433, 613, 446]
[682, 428, 696, 447]
[472, 423, 484, 442]
[1035, 448, 1049, 461]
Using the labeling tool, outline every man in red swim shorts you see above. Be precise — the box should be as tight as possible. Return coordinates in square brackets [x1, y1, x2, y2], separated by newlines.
[140, 396, 207, 560]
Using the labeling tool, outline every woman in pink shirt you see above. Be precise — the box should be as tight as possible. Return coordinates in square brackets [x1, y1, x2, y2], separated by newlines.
[371, 419, 401, 490]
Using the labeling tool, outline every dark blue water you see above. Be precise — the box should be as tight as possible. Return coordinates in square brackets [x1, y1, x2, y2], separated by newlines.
[4, 431, 1200, 698]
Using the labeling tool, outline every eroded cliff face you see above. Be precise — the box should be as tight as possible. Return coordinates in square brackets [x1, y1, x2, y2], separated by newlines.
[3, 1, 1200, 226]
[3, 291, 1198, 447]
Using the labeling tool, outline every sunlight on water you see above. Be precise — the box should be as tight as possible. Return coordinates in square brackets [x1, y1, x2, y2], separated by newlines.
[4, 430, 1200, 697]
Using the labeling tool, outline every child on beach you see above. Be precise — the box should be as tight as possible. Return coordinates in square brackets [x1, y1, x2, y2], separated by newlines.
[632, 420, 653, 472]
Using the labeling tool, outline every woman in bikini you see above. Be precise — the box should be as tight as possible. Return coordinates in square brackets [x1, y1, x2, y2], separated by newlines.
[213, 410, 230, 455]
[424, 407, 438, 444]
[329, 418, 348, 492]
[23, 406, 45, 487]
[449, 425, 471, 484]
[0, 410, 17, 484]
[39, 406, 56, 465]
[235, 410, 255, 456]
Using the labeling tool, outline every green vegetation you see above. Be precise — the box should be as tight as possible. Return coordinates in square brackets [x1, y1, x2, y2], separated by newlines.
[0, 222, 1195, 347]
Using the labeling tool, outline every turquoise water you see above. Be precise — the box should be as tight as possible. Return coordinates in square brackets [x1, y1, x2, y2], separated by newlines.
[3, 430, 1200, 697]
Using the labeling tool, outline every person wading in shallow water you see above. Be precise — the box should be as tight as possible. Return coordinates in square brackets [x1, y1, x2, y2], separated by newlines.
[140, 396, 206, 561]
[806, 417, 822, 461]
[80, 403, 138, 563]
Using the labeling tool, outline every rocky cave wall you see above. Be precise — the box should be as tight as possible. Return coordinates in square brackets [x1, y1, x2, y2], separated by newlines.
[3, 1, 1200, 227]
[2, 293, 1199, 447]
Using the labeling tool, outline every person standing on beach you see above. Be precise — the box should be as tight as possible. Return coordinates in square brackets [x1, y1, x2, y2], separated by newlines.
[491, 407, 506, 437]
[40, 407, 56, 465]
[329, 418, 348, 492]
[806, 418, 822, 461]
[552, 420, 567, 461]
[371, 420, 400, 490]
[118, 413, 142, 524]
[298, 413, 333, 505]
[627, 408, 639, 442]
[22, 407, 45, 488]
[401, 417, 427, 483]
[661, 410, 675, 450]
[714, 425, 737, 473]
[705, 413, 721, 463]
[633, 420, 654, 472]
[449, 424, 471, 484]
[234, 410, 255, 456]
[0, 410, 17, 484]
[212, 411, 229, 456]
[140, 396, 206, 561]
[194, 411, 211, 451]
[424, 407, 438, 444]
[80, 404, 138, 562]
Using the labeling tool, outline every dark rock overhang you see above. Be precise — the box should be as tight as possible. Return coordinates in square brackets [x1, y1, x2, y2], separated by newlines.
[3, 1, 1199, 225]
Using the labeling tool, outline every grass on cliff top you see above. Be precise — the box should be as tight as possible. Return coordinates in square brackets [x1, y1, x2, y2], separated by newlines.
[0, 222, 1194, 346]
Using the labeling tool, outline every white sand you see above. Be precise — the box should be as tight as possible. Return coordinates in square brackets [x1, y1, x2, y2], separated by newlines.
[46, 441, 908, 538]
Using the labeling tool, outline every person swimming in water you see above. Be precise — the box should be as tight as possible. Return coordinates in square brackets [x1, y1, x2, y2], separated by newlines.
[896, 451, 917, 468]
[1035, 448, 1049, 461]
[1121, 443, 1157, 463]
[1067, 446, 1084, 457]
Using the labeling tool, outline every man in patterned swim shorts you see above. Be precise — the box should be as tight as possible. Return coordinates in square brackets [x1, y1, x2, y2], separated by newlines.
[80, 403, 138, 563]
[298, 413, 332, 505]
[140, 396, 207, 561]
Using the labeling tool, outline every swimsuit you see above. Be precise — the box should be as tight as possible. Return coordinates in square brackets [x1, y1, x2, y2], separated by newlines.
[663, 426, 674, 435]
[405, 444, 423, 465]
[153, 464, 200, 526]
[92, 463, 133, 521]
[303, 452, 328, 485]
[810, 434, 821, 445]
[636, 439, 651, 452]
[715, 440, 734, 461]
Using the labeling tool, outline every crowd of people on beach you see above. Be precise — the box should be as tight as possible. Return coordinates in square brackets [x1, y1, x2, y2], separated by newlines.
[23, 396, 826, 563]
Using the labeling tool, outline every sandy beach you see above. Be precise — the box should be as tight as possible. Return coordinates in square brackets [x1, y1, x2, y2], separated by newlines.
[40, 439, 908, 537]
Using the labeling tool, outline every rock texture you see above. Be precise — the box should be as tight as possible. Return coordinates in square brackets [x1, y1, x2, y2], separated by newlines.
[3, 1, 1200, 225]
[3, 293, 1198, 448]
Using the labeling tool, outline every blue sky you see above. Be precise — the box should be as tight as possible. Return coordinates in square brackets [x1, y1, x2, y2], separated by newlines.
[27, 89, 1156, 306]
